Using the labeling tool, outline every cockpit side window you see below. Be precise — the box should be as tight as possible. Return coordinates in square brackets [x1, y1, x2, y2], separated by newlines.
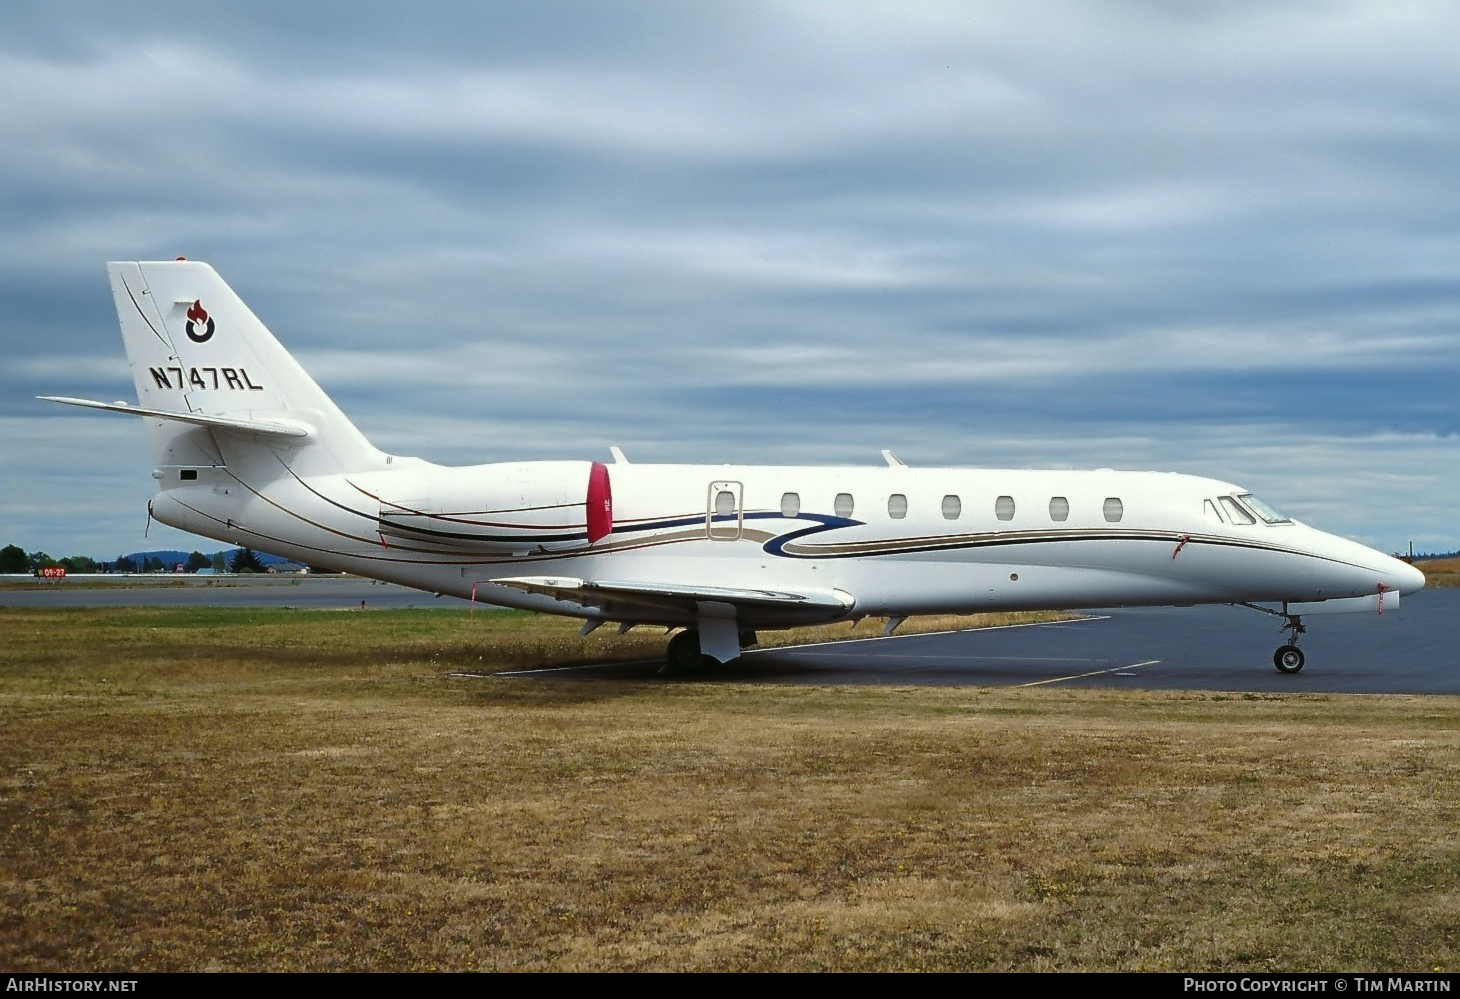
[1204, 499, 1224, 525]
[1238, 493, 1292, 524]
[1218, 496, 1256, 525]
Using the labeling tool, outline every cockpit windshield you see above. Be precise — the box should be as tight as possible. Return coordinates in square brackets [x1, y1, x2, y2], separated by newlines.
[1237, 493, 1291, 524]
[1218, 496, 1254, 525]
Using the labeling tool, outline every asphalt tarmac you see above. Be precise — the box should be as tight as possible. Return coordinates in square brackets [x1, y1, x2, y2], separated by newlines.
[0, 576, 464, 610]
[508, 587, 1460, 695]
[7, 576, 1455, 694]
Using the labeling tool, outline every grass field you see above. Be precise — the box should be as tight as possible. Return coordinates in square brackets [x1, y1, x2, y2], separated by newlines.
[1, 606, 1456, 972]
[1416, 558, 1460, 589]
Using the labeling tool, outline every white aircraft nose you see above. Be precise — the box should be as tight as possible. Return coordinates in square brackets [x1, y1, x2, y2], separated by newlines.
[1394, 559, 1426, 595]
[1313, 529, 1428, 598]
[1358, 548, 1426, 596]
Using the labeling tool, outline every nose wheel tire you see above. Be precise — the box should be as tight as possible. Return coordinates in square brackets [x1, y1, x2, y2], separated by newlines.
[1273, 645, 1305, 674]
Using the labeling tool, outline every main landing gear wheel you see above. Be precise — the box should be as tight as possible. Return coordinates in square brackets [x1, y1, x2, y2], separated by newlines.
[1273, 645, 1305, 674]
[665, 629, 712, 673]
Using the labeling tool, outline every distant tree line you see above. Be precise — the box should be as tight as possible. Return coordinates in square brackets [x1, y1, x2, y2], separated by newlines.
[1, 544, 101, 574]
[0, 543, 308, 575]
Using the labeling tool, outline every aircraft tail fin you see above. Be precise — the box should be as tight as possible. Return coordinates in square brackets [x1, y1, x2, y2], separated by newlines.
[103, 260, 385, 475]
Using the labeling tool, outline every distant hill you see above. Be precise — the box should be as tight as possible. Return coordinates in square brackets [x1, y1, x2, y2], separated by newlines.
[120, 549, 295, 569]
[118, 550, 190, 568]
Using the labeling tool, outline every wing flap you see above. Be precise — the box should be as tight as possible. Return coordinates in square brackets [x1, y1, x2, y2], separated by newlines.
[39, 396, 312, 440]
[492, 575, 855, 624]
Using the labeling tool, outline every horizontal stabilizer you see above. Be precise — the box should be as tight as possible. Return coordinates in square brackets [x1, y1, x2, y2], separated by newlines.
[39, 396, 313, 440]
[493, 575, 855, 624]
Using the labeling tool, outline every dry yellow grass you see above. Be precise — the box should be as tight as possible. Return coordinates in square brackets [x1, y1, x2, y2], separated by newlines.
[1, 607, 1457, 972]
[1415, 558, 1460, 588]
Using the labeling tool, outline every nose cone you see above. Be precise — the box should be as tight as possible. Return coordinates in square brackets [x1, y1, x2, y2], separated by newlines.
[1358, 547, 1425, 596]
[1393, 559, 1426, 595]
[1306, 528, 1428, 598]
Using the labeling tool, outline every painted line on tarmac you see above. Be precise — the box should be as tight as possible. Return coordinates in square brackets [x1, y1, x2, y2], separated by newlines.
[758, 615, 1108, 654]
[774, 652, 1101, 662]
[488, 659, 660, 677]
[1017, 659, 1161, 687]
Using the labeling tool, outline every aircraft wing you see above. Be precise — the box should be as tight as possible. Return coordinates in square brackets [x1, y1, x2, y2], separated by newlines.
[39, 396, 312, 440]
[491, 575, 856, 625]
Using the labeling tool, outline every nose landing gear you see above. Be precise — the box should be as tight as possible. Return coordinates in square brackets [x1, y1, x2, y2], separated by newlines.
[1237, 603, 1307, 673]
[1272, 611, 1306, 673]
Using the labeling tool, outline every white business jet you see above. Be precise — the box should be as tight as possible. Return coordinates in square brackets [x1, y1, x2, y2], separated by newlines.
[43, 261, 1424, 673]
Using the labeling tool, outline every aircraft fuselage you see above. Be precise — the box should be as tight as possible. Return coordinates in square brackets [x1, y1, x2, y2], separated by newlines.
[148, 457, 1422, 626]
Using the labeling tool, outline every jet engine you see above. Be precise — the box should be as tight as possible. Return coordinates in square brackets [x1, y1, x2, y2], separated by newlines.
[376, 460, 612, 552]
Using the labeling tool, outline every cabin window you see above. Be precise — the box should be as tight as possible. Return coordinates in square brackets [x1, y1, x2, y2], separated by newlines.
[1219, 495, 1256, 525]
[995, 495, 1015, 521]
[941, 494, 962, 520]
[781, 492, 800, 518]
[180, 469, 198, 481]
[888, 494, 908, 519]
[1239, 493, 1292, 524]
[1204, 499, 1224, 524]
[834, 492, 854, 518]
[1048, 496, 1069, 522]
[707, 480, 743, 540]
[1103, 497, 1124, 523]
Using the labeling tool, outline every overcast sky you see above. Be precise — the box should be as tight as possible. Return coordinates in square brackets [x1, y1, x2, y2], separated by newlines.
[3, 1, 1457, 560]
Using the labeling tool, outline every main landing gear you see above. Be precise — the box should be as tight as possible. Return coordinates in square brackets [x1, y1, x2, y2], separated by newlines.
[662, 627, 756, 674]
[1238, 603, 1306, 673]
[665, 628, 714, 673]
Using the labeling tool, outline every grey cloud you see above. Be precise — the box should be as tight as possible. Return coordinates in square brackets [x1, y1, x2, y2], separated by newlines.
[3, 2, 1458, 557]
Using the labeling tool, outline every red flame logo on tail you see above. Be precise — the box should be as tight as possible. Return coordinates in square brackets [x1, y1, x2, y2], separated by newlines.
[184, 299, 215, 343]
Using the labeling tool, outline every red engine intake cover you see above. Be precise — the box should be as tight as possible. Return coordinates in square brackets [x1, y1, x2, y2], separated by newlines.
[586, 460, 613, 543]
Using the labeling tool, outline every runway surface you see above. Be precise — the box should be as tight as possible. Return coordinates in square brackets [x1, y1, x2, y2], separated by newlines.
[506, 587, 1460, 695]
[0, 576, 469, 610]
